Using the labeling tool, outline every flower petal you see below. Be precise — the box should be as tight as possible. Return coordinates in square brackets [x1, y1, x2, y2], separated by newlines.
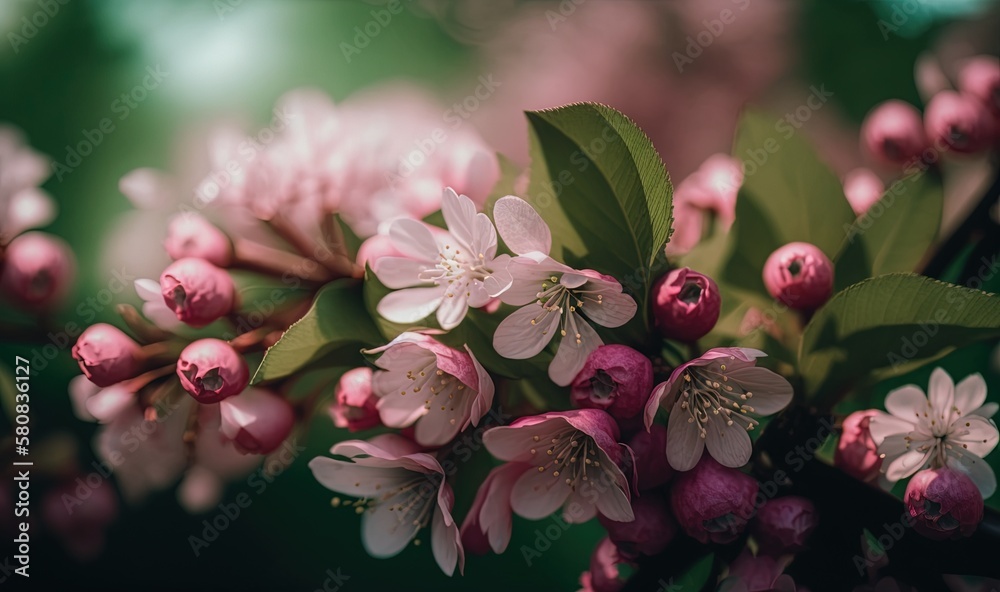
[431, 495, 463, 576]
[85, 385, 135, 423]
[376, 390, 428, 428]
[5, 188, 56, 237]
[884, 385, 928, 421]
[928, 367, 955, 419]
[510, 465, 571, 519]
[666, 400, 706, 471]
[548, 315, 601, 386]
[579, 290, 637, 329]
[493, 303, 558, 359]
[644, 382, 669, 430]
[953, 373, 987, 416]
[389, 218, 440, 261]
[373, 257, 434, 289]
[308, 457, 412, 497]
[436, 283, 471, 330]
[724, 366, 793, 416]
[492, 196, 551, 256]
[441, 188, 477, 251]
[867, 412, 916, 445]
[883, 446, 931, 482]
[466, 345, 494, 428]
[972, 402, 999, 418]
[947, 447, 997, 498]
[377, 286, 445, 324]
[704, 416, 753, 468]
[361, 490, 423, 558]
[949, 415, 999, 457]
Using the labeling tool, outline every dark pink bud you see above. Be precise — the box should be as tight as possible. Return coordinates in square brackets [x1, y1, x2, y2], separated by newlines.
[627, 424, 673, 491]
[582, 537, 631, 592]
[0, 231, 75, 309]
[160, 257, 235, 327]
[905, 467, 983, 540]
[860, 100, 929, 166]
[835, 410, 882, 483]
[762, 242, 833, 310]
[599, 493, 677, 559]
[842, 168, 884, 217]
[329, 367, 381, 431]
[752, 496, 818, 555]
[220, 388, 295, 454]
[571, 345, 653, 421]
[72, 323, 143, 387]
[958, 56, 1000, 116]
[176, 338, 249, 403]
[670, 456, 758, 544]
[924, 90, 995, 154]
[165, 214, 233, 267]
[652, 267, 721, 342]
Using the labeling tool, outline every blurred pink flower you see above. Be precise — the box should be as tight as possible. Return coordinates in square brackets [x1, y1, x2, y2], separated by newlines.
[666, 154, 742, 257]
[0, 125, 55, 245]
[329, 367, 381, 432]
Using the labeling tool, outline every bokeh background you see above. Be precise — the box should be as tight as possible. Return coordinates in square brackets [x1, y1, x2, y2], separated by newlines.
[2, 0, 999, 590]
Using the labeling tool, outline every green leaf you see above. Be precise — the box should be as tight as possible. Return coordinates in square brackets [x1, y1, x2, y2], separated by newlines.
[671, 553, 714, 592]
[834, 171, 943, 290]
[799, 273, 1000, 404]
[723, 110, 857, 298]
[251, 280, 381, 383]
[526, 103, 673, 332]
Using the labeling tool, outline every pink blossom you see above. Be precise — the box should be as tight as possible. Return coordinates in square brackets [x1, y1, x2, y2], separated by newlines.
[842, 168, 884, 217]
[176, 339, 250, 403]
[665, 154, 742, 257]
[651, 267, 722, 342]
[367, 332, 494, 447]
[752, 496, 818, 556]
[460, 462, 531, 555]
[860, 100, 928, 166]
[669, 456, 758, 544]
[762, 242, 833, 311]
[482, 409, 634, 523]
[958, 55, 1000, 116]
[924, 90, 995, 154]
[164, 213, 233, 266]
[72, 323, 143, 387]
[329, 367, 381, 432]
[220, 388, 295, 454]
[905, 467, 983, 540]
[309, 434, 464, 576]
[0, 125, 55, 245]
[571, 345, 653, 421]
[578, 537, 630, 592]
[160, 257, 235, 327]
[0, 231, 75, 309]
[835, 410, 882, 483]
[645, 348, 792, 471]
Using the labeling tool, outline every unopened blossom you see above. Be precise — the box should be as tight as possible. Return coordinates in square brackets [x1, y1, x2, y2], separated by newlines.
[924, 90, 995, 154]
[329, 367, 381, 432]
[160, 257, 235, 327]
[571, 345, 653, 421]
[68, 375, 134, 424]
[868, 368, 999, 497]
[578, 537, 631, 592]
[492, 196, 637, 386]
[460, 462, 531, 555]
[752, 496, 818, 555]
[72, 323, 143, 387]
[651, 267, 722, 342]
[598, 493, 676, 559]
[627, 424, 673, 491]
[762, 242, 833, 311]
[374, 188, 512, 330]
[483, 409, 634, 523]
[645, 348, 793, 471]
[367, 332, 494, 447]
[0, 125, 55, 245]
[309, 434, 464, 576]
[176, 339, 249, 403]
[670, 456, 758, 544]
[860, 100, 929, 166]
[842, 168, 884, 217]
[904, 466, 984, 540]
[0, 231, 75, 309]
[665, 154, 743, 257]
[717, 549, 798, 592]
[958, 56, 1000, 116]
[220, 388, 295, 454]
[164, 213, 233, 266]
[835, 410, 882, 483]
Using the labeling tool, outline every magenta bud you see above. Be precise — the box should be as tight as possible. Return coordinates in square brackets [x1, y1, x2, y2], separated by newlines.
[652, 267, 721, 342]
[582, 537, 630, 592]
[842, 168, 884, 217]
[670, 456, 758, 544]
[599, 493, 677, 559]
[835, 410, 882, 483]
[176, 338, 249, 403]
[165, 214, 233, 267]
[0, 231, 75, 309]
[571, 345, 653, 421]
[924, 90, 996, 154]
[72, 323, 143, 387]
[220, 388, 295, 454]
[160, 257, 235, 327]
[861, 100, 929, 166]
[329, 367, 381, 431]
[752, 496, 818, 556]
[627, 424, 673, 491]
[905, 467, 983, 540]
[958, 56, 1000, 116]
[762, 242, 833, 310]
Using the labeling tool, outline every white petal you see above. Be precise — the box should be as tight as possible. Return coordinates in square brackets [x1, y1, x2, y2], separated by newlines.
[723, 366, 793, 416]
[374, 257, 434, 289]
[705, 416, 753, 468]
[308, 457, 411, 498]
[431, 502, 461, 576]
[389, 218, 440, 261]
[435, 285, 470, 330]
[376, 390, 429, 428]
[492, 196, 551, 256]
[377, 286, 445, 324]
[972, 402, 999, 418]
[85, 386, 134, 423]
[414, 403, 464, 447]
[949, 415, 999, 457]
[953, 373, 987, 416]
[510, 466, 571, 519]
[68, 375, 98, 422]
[579, 290, 637, 328]
[884, 447, 931, 481]
[884, 385, 929, 420]
[928, 367, 955, 418]
[548, 315, 601, 386]
[667, 400, 706, 471]
[493, 303, 558, 359]
[4, 188, 55, 236]
[441, 188, 477, 251]
[947, 448, 997, 498]
[361, 490, 423, 558]
[867, 413, 916, 445]
[142, 300, 184, 331]
[134, 278, 161, 302]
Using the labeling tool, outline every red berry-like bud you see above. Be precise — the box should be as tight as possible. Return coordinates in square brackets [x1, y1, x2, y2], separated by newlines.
[762, 242, 833, 310]
[571, 345, 653, 421]
[752, 496, 818, 556]
[160, 257, 235, 327]
[0, 231, 75, 309]
[164, 214, 233, 267]
[670, 456, 758, 544]
[176, 338, 249, 403]
[958, 56, 1000, 116]
[924, 90, 995, 154]
[627, 424, 673, 491]
[861, 100, 929, 166]
[220, 388, 295, 454]
[598, 493, 677, 559]
[905, 467, 983, 540]
[329, 367, 381, 431]
[835, 410, 882, 483]
[72, 323, 143, 387]
[652, 267, 721, 342]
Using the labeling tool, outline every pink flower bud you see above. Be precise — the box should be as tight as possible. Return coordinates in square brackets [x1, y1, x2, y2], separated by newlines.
[842, 168, 884, 217]
[670, 456, 758, 544]
[599, 493, 677, 559]
[72, 323, 143, 387]
[924, 90, 995, 154]
[752, 496, 818, 555]
[904, 467, 983, 540]
[957, 56, 1000, 116]
[762, 242, 833, 310]
[571, 345, 653, 421]
[860, 100, 929, 166]
[220, 388, 295, 454]
[176, 338, 249, 403]
[835, 410, 882, 483]
[651, 267, 721, 342]
[160, 257, 235, 327]
[329, 367, 381, 431]
[0, 231, 75, 309]
[164, 214, 233, 267]
[581, 537, 630, 592]
[627, 424, 673, 491]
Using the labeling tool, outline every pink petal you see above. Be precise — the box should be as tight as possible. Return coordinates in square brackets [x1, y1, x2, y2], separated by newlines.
[867, 412, 915, 445]
[431, 483, 464, 576]
[492, 196, 551, 256]
[466, 345, 495, 427]
[362, 492, 422, 558]
[441, 188, 478, 251]
[548, 316, 601, 386]
[5, 188, 55, 237]
[667, 400, 706, 471]
[483, 419, 564, 462]
[436, 285, 471, 330]
[510, 466, 572, 519]
[928, 367, 955, 418]
[723, 366, 793, 415]
[947, 447, 997, 498]
[950, 415, 999, 457]
[133, 278, 161, 302]
[377, 286, 446, 324]
[587, 473, 634, 522]
[118, 167, 176, 209]
[308, 457, 412, 497]
[389, 218, 441, 261]
[884, 385, 929, 420]
[705, 417, 753, 468]
[579, 289, 637, 328]
[178, 466, 224, 513]
[376, 389, 429, 428]
[953, 373, 987, 416]
[374, 257, 434, 289]
[85, 385, 135, 423]
[644, 382, 669, 430]
[414, 404, 464, 447]
[68, 375, 99, 422]
[493, 303, 559, 359]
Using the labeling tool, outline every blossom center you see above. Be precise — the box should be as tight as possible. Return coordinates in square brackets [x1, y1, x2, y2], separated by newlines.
[527, 275, 605, 342]
[529, 428, 604, 491]
[417, 243, 493, 299]
[678, 363, 758, 438]
[398, 360, 466, 426]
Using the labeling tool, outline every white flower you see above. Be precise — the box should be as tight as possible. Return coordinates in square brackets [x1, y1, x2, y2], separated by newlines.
[869, 368, 999, 497]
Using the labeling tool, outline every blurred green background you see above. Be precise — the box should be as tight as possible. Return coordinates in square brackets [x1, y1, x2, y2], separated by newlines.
[1, 0, 998, 590]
